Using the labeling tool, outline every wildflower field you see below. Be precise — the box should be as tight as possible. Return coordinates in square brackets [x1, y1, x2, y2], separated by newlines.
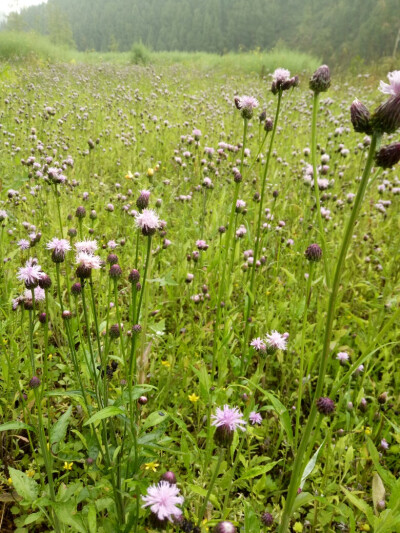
[0, 61, 400, 533]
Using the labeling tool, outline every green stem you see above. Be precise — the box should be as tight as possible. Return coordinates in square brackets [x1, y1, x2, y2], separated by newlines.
[311, 92, 331, 287]
[278, 133, 380, 532]
[197, 447, 224, 526]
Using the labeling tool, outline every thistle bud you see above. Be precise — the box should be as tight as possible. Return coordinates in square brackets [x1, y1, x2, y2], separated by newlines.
[29, 376, 41, 389]
[161, 471, 176, 484]
[214, 521, 236, 533]
[264, 118, 273, 132]
[370, 94, 400, 134]
[109, 323, 121, 339]
[305, 243, 322, 262]
[109, 264, 122, 279]
[316, 397, 335, 415]
[375, 142, 400, 169]
[71, 282, 82, 296]
[38, 273, 52, 289]
[350, 99, 372, 134]
[136, 190, 151, 211]
[75, 206, 86, 219]
[261, 512, 274, 526]
[309, 65, 331, 93]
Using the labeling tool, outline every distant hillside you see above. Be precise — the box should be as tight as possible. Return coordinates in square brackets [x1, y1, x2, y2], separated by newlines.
[2, 0, 400, 65]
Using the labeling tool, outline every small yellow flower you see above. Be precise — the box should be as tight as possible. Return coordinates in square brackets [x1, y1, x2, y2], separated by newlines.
[26, 469, 35, 478]
[48, 353, 53, 360]
[147, 168, 154, 177]
[2, 338, 8, 345]
[359, 525, 371, 532]
[161, 360, 171, 368]
[7, 478, 13, 486]
[144, 461, 159, 472]
[63, 462, 73, 471]
[293, 523, 303, 533]
[364, 426, 372, 436]
[188, 393, 200, 403]
[125, 171, 133, 179]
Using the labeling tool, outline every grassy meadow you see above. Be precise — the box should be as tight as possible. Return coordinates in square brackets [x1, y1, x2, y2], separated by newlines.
[0, 47, 399, 533]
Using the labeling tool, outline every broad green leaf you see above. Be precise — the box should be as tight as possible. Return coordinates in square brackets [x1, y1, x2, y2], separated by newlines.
[0, 421, 35, 433]
[141, 411, 169, 431]
[235, 461, 281, 482]
[300, 439, 326, 488]
[23, 511, 43, 525]
[341, 486, 375, 525]
[262, 391, 293, 445]
[54, 504, 87, 533]
[187, 484, 220, 510]
[292, 491, 315, 513]
[87, 503, 97, 533]
[372, 473, 385, 514]
[9, 468, 39, 502]
[84, 406, 125, 426]
[50, 406, 72, 452]
[244, 500, 260, 532]
[367, 438, 396, 488]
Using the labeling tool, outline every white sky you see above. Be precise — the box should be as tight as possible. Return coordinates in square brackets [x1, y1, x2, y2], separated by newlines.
[0, 0, 48, 14]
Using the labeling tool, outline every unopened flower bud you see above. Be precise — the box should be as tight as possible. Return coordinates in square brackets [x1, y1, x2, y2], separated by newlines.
[75, 206, 86, 219]
[370, 94, 400, 134]
[375, 142, 400, 169]
[309, 65, 331, 93]
[350, 99, 372, 134]
[305, 243, 322, 262]
[161, 471, 176, 484]
[29, 376, 41, 389]
[38, 274, 52, 289]
[316, 397, 335, 415]
[213, 521, 236, 533]
[109, 264, 122, 279]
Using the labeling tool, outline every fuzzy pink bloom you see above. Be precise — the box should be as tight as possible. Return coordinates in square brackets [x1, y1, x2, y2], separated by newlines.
[24, 286, 45, 302]
[75, 252, 102, 270]
[211, 405, 246, 432]
[17, 259, 43, 287]
[379, 71, 400, 96]
[272, 68, 291, 83]
[249, 411, 263, 425]
[250, 337, 266, 352]
[17, 239, 30, 250]
[75, 239, 98, 254]
[141, 481, 184, 522]
[135, 208, 160, 236]
[237, 95, 259, 111]
[265, 330, 287, 351]
[46, 238, 71, 253]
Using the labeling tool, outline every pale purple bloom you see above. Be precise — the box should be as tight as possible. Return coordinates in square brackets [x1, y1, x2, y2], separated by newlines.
[17, 239, 30, 250]
[249, 411, 262, 425]
[24, 286, 45, 302]
[250, 337, 267, 352]
[75, 239, 98, 254]
[379, 71, 400, 96]
[141, 481, 184, 522]
[0, 210, 8, 221]
[265, 330, 287, 351]
[237, 95, 259, 112]
[135, 209, 160, 235]
[46, 238, 71, 254]
[196, 239, 208, 250]
[337, 351, 349, 362]
[107, 240, 118, 250]
[17, 259, 43, 287]
[272, 68, 291, 83]
[211, 405, 246, 432]
[75, 252, 102, 270]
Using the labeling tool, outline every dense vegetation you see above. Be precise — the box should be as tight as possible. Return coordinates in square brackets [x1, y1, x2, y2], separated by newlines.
[1, 57, 400, 532]
[3, 0, 400, 65]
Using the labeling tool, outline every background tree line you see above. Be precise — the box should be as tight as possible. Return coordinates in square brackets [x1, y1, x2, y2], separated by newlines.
[3, 0, 400, 65]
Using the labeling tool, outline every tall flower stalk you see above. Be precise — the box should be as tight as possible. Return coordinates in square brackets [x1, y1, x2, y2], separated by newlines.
[279, 132, 380, 532]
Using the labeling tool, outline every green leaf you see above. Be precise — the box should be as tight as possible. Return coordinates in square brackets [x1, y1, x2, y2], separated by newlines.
[292, 491, 315, 513]
[141, 411, 169, 431]
[235, 461, 281, 482]
[244, 500, 260, 532]
[54, 504, 87, 533]
[187, 484, 220, 510]
[87, 503, 97, 533]
[50, 406, 72, 452]
[9, 468, 39, 502]
[23, 511, 43, 525]
[0, 422, 35, 433]
[300, 439, 326, 488]
[367, 438, 397, 488]
[341, 486, 375, 525]
[372, 473, 385, 514]
[84, 406, 125, 426]
[261, 390, 293, 445]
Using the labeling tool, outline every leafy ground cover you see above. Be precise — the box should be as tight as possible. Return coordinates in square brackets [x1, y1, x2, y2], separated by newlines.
[0, 61, 399, 532]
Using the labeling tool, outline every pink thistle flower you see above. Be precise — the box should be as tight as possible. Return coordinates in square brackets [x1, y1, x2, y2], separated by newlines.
[135, 208, 160, 236]
[272, 68, 291, 83]
[236, 95, 259, 119]
[379, 71, 400, 97]
[17, 239, 31, 250]
[24, 286, 45, 302]
[250, 337, 267, 352]
[249, 411, 262, 425]
[47, 237, 71, 262]
[336, 351, 349, 363]
[141, 480, 184, 522]
[75, 239, 98, 254]
[75, 252, 102, 270]
[17, 259, 43, 289]
[211, 405, 246, 432]
[196, 239, 208, 251]
[265, 330, 287, 351]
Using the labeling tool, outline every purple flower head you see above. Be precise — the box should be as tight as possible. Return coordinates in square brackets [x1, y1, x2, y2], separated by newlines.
[379, 70, 400, 97]
[236, 95, 259, 119]
[211, 405, 246, 432]
[17, 259, 43, 289]
[250, 337, 267, 353]
[135, 209, 160, 236]
[17, 239, 31, 250]
[249, 411, 262, 425]
[196, 239, 208, 251]
[141, 480, 184, 522]
[47, 237, 71, 262]
[265, 330, 287, 352]
[75, 239, 98, 255]
[336, 351, 349, 363]
[24, 286, 45, 303]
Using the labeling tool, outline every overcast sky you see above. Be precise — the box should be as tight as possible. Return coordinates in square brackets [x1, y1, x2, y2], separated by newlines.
[1, 0, 48, 14]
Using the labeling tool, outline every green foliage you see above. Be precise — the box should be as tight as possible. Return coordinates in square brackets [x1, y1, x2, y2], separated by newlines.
[130, 41, 151, 65]
[0, 31, 75, 62]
